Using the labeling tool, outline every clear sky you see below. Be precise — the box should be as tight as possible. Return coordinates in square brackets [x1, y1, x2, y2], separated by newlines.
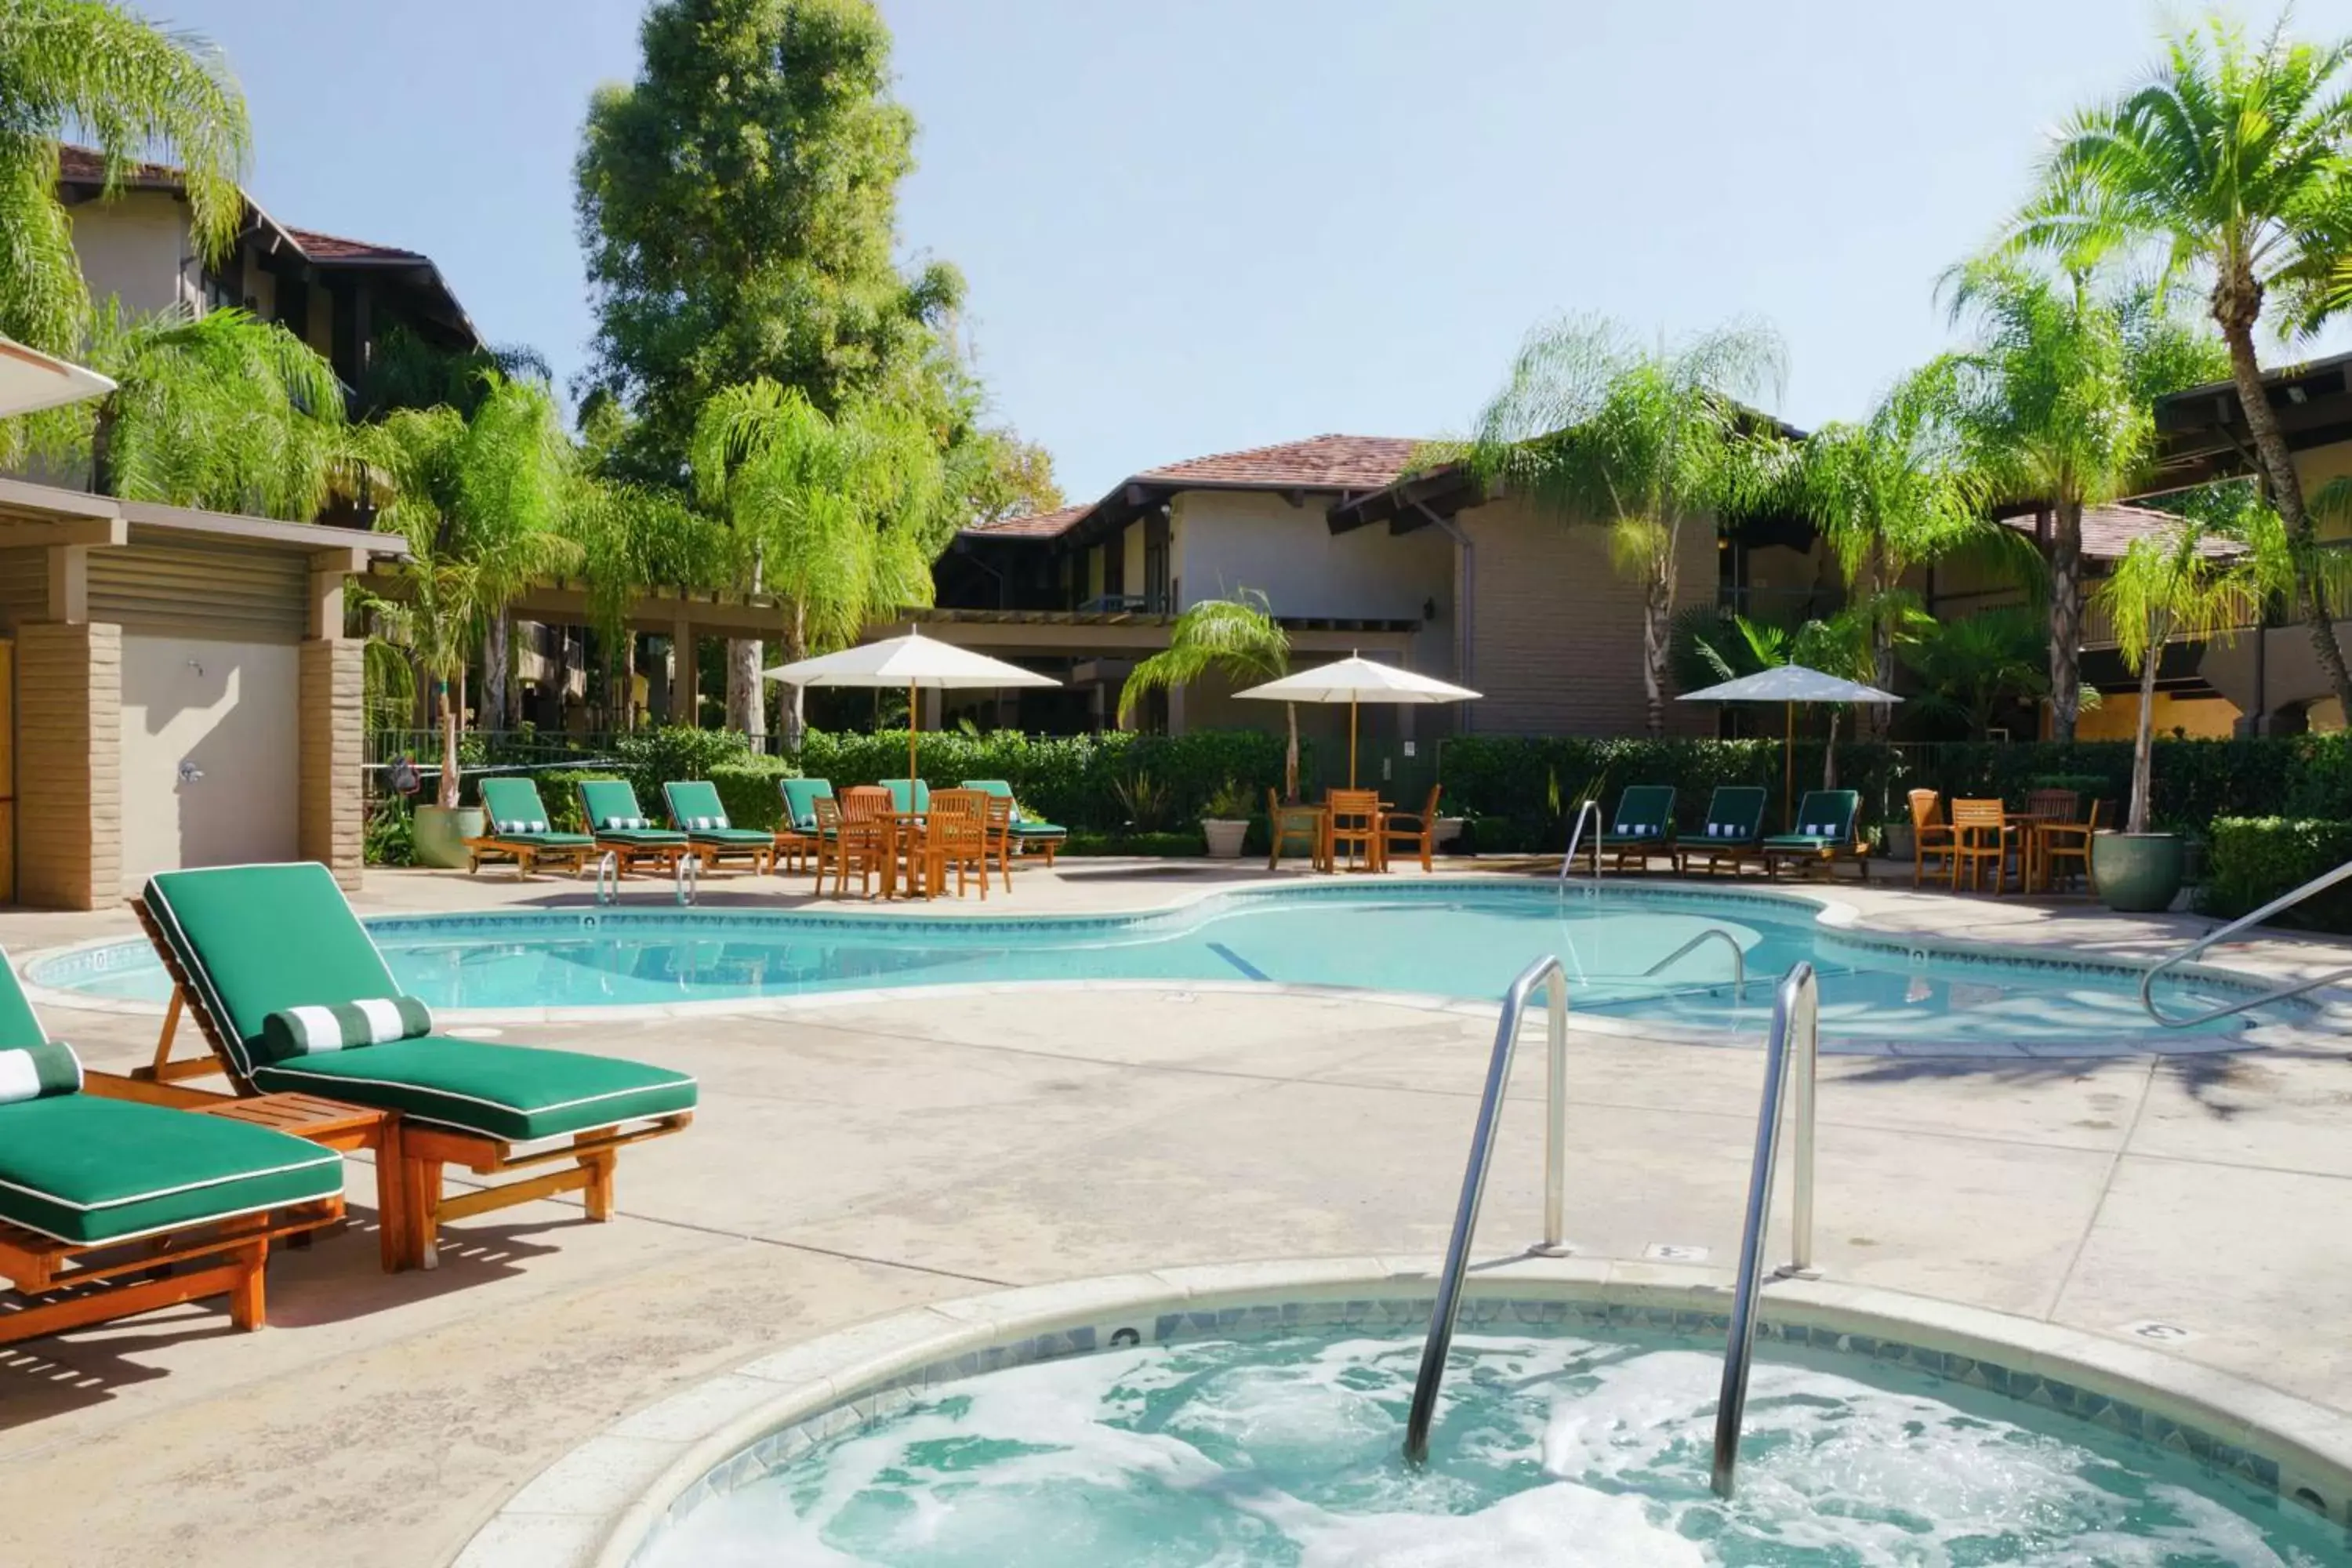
[151, 1, 2352, 501]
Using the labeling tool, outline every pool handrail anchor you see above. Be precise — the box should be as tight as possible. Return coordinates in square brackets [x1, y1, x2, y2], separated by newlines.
[2137, 856, 2352, 1028]
[675, 852, 700, 907]
[1557, 800, 1604, 885]
[1403, 954, 1573, 1466]
[1711, 960, 1821, 1501]
[594, 851, 618, 906]
[1642, 927, 1745, 1000]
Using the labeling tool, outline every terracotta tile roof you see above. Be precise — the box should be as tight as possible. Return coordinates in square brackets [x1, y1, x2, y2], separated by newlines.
[283, 226, 425, 265]
[54, 143, 181, 188]
[1134, 434, 1421, 491]
[2004, 503, 2241, 561]
[962, 502, 1090, 540]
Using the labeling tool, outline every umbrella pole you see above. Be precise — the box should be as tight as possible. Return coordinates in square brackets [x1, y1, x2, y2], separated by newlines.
[909, 679, 919, 781]
[1783, 702, 1794, 832]
[1349, 699, 1358, 789]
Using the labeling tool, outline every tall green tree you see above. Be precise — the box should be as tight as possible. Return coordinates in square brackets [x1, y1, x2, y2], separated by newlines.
[1899, 607, 2056, 741]
[1118, 590, 1299, 799]
[365, 373, 580, 800]
[2001, 13, 2352, 720]
[1450, 315, 1786, 738]
[1782, 367, 2024, 735]
[1937, 260, 2227, 740]
[689, 378, 953, 746]
[0, 0, 249, 354]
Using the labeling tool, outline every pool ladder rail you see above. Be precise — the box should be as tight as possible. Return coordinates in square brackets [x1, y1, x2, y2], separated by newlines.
[1557, 800, 1604, 884]
[2137, 855, 2352, 1028]
[1400, 953, 1818, 1501]
[590, 848, 702, 907]
[1711, 960, 1820, 1499]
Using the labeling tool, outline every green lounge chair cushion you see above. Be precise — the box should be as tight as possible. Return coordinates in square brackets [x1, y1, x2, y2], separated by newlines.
[479, 777, 568, 835]
[882, 779, 931, 815]
[0, 946, 42, 1051]
[1762, 834, 1843, 851]
[495, 830, 596, 848]
[664, 780, 769, 843]
[0, 1095, 343, 1244]
[687, 826, 775, 847]
[1695, 787, 1767, 843]
[143, 866, 699, 1135]
[779, 778, 834, 833]
[252, 1036, 695, 1142]
[963, 781, 1062, 836]
[594, 827, 688, 847]
[578, 779, 671, 836]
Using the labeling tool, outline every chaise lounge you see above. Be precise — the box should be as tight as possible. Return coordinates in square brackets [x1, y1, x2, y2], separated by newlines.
[0, 947, 347, 1345]
[578, 779, 691, 876]
[1762, 789, 1866, 880]
[1596, 785, 1676, 872]
[1674, 786, 1769, 877]
[135, 862, 698, 1269]
[962, 779, 1065, 867]
[466, 778, 600, 877]
[662, 780, 778, 875]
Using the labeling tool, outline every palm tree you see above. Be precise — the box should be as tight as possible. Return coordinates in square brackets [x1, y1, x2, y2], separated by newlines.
[691, 379, 953, 746]
[1939, 260, 2229, 741]
[1899, 608, 2054, 741]
[0, 1, 250, 354]
[1450, 315, 1786, 737]
[2097, 502, 2292, 833]
[366, 373, 579, 808]
[31, 303, 362, 517]
[1784, 365, 2027, 736]
[1118, 590, 1299, 799]
[2001, 13, 2352, 717]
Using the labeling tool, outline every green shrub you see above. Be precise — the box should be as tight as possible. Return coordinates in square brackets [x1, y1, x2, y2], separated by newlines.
[364, 797, 415, 866]
[2200, 817, 2352, 931]
[708, 759, 793, 830]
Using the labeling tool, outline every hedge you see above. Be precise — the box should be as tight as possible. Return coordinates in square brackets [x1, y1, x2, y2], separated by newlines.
[2200, 818, 2352, 932]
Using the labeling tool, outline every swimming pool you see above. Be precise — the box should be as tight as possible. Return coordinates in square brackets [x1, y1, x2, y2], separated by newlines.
[27, 882, 2306, 1053]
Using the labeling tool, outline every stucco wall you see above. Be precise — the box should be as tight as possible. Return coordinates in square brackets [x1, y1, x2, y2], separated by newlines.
[119, 633, 299, 890]
[1173, 490, 1454, 634]
[67, 191, 194, 316]
[1454, 494, 1716, 736]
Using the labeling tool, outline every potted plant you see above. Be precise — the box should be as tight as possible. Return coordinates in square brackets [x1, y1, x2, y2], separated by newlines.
[2089, 504, 2281, 912]
[1200, 777, 1253, 859]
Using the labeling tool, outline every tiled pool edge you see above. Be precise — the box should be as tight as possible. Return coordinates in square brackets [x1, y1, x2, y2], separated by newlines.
[443, 1256, 2352, 1568]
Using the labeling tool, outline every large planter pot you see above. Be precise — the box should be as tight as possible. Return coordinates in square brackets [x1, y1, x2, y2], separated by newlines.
[1881, 823, 1914, 862]
[1433, 817, 1465, 848]
[2091, 830, 2183, 913]
[1201, 818, 1250, 859]
[413, 804, 487, 869]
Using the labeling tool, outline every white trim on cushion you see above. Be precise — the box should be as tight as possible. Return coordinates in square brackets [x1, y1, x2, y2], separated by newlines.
[0, 1185, 343, 1247]
[251, 1062, 697, 1122]
[0, 1146, 342, 1213]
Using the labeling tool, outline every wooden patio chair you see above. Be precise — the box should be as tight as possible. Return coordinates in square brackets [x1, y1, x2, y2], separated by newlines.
[978, 787, 1016, 894]
[133, 863, 696, 1271]
[923, 789, 991, 899]
[962, 780, 1067, 866]
[466, 777, 599, 878]
[817, 793, 888, 898]
[1327, 789, 1384, 872]
[1378, 784, 1443, 873]
[1267, 788, 1330, 872]
[0, 948, 347, 1346]
[2034, 798, 2107, 895]
[1949, 798, 2019, 894]
[1909, 788, 1956, 889]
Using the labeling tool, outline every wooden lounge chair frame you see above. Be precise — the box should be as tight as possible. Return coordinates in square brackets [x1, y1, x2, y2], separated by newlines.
[575, 780, 693, 878]
[464, 779, 600, 879]
[1672, 788, 1769, 877]
[662, 782, 777, 877]
[1762, 793, 1869, 881]
[128, 898, 692, 1271]
[1598, 786, 1676, 873]
[0, 1166, 342, 1348]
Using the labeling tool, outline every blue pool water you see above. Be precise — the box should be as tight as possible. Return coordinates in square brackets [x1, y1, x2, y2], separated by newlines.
[31, 884, 2296, 1051]
[648, 1325, 2344, 1566]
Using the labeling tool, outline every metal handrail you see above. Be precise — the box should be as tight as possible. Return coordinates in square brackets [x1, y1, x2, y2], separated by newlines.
[594, 852, 619, 906]
[1558, 800, 1604, 882]
[1711, 961, 1820, 1499]
[1403, 955, 1572, 1465]
[2138, 857, 2352, 1028]
[1642, 928, 1745, 999]
[675, 853, 700, 906]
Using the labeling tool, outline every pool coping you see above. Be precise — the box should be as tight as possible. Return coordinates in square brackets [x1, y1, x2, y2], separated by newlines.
[17, 875, 2340, 1059]
[445, 1254, 2352, 1568]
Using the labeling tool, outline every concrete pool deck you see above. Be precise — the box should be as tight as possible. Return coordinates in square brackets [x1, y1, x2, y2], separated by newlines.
[3, 857, 2350, 1566]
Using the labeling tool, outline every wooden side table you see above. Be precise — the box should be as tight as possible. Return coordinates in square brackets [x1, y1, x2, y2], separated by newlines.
[90, 1075, 408, 1272]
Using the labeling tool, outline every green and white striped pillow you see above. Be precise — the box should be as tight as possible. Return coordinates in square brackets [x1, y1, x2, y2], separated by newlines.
[258, 996, 434, 1062]
[688, 815, 726, 831]
[599, 815, 651, 829]
[0, 1041, 82, 1104]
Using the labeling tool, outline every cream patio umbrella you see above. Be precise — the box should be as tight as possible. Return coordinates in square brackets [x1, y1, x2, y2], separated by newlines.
[1675, 662, 1900, 831]
[1233, 655, 1481, 788]
[0, 335, 114, 418]
[764, 627, 1059, 779]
